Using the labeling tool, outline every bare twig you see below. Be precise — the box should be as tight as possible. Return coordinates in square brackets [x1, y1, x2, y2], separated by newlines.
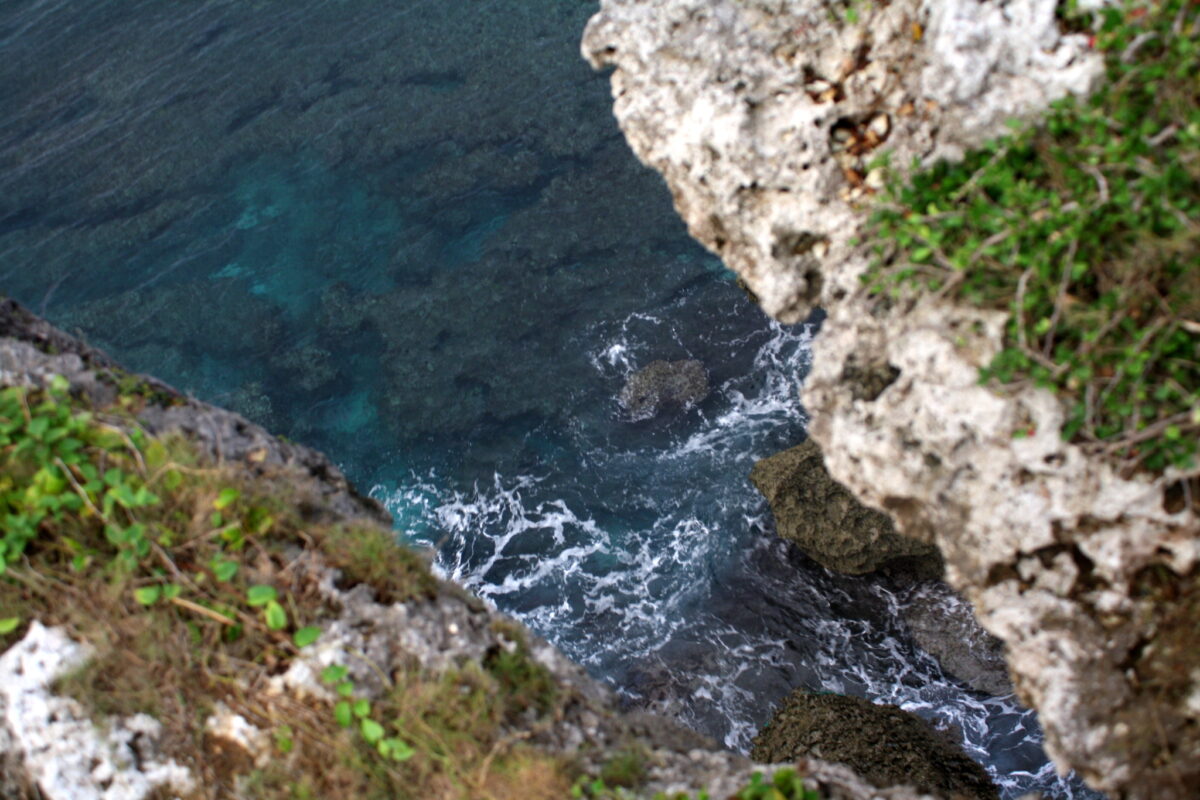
[55, 457, 104, 518]
[1082, 164, 1110, 204]
[1014, 268, 1033, 347]
[1042, 238, 1079, 358]
[1122, 32, 1160, 63]
[1099, 411, 1195, 454]
[1147, 124, 1179, 147]
[966, 229, 1013, 268]
[169, 596, 237, 626]
[950, 141, 1013, 204]
[150, 542, 184, 581]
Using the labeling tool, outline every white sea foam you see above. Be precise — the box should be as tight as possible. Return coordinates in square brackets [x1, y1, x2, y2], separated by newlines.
[374, 311, 1099, 800]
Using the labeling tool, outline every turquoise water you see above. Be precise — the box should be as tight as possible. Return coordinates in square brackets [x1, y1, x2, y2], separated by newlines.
[0, 1, 1099, 797]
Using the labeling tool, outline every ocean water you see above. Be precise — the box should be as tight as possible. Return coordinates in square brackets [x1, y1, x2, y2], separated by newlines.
[0, 1, 1099, 797]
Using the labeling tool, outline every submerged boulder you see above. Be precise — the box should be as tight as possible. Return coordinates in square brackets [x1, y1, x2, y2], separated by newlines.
[905, 583, 1013, 697]
[750, 441, 941, 578]
[619, 359, 709, 420]
[751, 691, 999, 800]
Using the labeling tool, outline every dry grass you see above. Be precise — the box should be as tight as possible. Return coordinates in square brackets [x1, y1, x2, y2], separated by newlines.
[0, 386, 576, 800]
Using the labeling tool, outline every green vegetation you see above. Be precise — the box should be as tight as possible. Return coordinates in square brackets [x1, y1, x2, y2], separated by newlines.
[599, 745, 649, 789]
[736, 769, 822, 800]
[866, 0, 1199, 473]
[570, 768, 822, 800]
[0, 378, 572, 799]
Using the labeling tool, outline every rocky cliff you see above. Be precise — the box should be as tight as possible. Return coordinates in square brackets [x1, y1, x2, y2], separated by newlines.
[584, 1, 1199, 798]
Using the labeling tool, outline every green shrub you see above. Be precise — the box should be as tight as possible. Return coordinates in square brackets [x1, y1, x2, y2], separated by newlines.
[866, 0, 1199, 473]
[737, 769, 822, 800]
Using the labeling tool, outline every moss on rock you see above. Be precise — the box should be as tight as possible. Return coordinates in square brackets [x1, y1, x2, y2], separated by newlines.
[751, 691, 998, 800]
[750, 441, 942, 578]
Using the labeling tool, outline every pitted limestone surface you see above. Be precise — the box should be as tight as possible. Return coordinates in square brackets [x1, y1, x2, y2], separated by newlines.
[583, 0, 1102, 322]
[0, 622, 194, 800]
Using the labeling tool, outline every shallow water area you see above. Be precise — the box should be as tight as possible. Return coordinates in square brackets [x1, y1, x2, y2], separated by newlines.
[0, 1, 1101, 797]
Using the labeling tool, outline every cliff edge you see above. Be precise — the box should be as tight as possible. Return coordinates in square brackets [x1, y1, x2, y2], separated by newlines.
[584, 1, 1199, 797]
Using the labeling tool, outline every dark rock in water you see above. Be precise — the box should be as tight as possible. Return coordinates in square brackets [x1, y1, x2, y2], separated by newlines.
[751, 691, 999, 800]
[619, 359, 709, 420]
[905, 583, 1013, 697]
[750, 441, 942, 578]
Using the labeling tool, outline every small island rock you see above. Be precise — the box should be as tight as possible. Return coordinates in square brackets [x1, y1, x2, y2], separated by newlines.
[751, 691, 999, 800]
[619, 359, 709, 420]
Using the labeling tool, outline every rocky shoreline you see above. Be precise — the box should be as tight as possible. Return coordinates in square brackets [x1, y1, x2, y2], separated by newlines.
[0, 298, 993, 798]
[583, 0, 1199, 796]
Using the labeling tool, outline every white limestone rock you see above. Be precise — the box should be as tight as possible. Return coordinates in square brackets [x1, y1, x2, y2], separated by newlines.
[584, 0, 1103, 322]
[0, 622, 194, 800]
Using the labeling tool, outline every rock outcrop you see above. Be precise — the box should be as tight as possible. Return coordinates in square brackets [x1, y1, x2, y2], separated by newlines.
[752, 692, 999, 800]
[750, 441, 942, 578]
[584, 1, 1199, 797]
[619, 358, 710, 420]
[903, 583, 1013, 697]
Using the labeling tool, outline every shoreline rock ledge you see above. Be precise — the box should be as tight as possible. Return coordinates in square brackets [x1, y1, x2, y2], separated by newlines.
[619, 358, 709, 420]
[752, 692, 999, 800]
[0, 298, 953, 800]
[750, 441, 943, 579]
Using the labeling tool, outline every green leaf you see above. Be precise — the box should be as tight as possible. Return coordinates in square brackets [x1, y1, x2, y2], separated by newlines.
[380, 737, 415, 761]
[360, 718, 384, 745]
[219, 525, 244, 549]
[321, 664, 348, 684]
[163, 584, 182, 600]
[162, 469, 183, 491]
[293, 626, 321, 647]
[264, 600, 287, 631]
[337, 681, 355, 698]
[246, 585, 277, 606]
[134, 585, 162, 605]
[212, 560, 239, 583]
[213, 488, 241, 510]
[353, 698, 371, 718]
[0, 617, 20, 635]
[334, 700, 353, 728]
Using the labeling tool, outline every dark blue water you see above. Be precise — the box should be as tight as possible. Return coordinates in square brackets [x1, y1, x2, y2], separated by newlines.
[0, 2, 1098, 797]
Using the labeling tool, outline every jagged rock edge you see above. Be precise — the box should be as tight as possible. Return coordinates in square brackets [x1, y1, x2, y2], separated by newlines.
[582, 0, 1199, 796]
